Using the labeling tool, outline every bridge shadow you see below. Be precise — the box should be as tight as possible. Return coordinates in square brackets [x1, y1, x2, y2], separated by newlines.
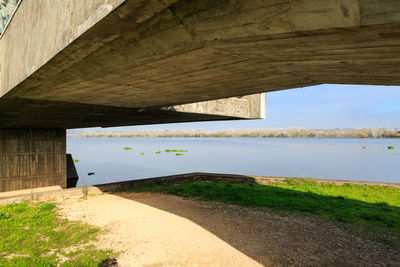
[113, 176, 400, 266]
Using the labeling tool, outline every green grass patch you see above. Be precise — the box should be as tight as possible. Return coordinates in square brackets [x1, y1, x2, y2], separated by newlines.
[388, 146, 395, 150]
[140, 152, 144, 155]
[155, 151, 161, 154]
[164, 149, 188, 153]
[0, 201, 114, 266]
[123, 147, 133, 150]
[73, 159, 80, 163]
[176, 153, 184, 156]
[127, 179, 400, 247]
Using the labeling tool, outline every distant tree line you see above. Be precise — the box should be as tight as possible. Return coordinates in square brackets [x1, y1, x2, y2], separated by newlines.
[69, 127, 400, 139]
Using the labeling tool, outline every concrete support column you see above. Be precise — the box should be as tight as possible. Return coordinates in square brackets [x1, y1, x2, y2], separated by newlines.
[0, 128, 66, 192]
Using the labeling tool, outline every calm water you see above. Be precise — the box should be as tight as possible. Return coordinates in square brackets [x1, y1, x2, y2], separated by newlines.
[67, 138, 400, 186]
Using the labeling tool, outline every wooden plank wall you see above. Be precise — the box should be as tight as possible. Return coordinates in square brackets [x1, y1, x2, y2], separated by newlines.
[0, 128, 66, 192]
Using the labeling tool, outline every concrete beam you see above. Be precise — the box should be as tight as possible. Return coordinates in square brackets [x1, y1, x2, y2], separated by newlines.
[0, 94, 264, 129]
[172, 93, 266, 119]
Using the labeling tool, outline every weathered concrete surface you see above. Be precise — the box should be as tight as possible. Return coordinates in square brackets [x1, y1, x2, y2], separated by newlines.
[0, 128, 66, 191]
[0, 0, 260, 128]
[173, 93, 266, 119]
[1, 0, 400, 128]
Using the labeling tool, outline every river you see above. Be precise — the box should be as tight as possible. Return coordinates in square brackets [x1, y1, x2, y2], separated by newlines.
[67, 138, 400, 186]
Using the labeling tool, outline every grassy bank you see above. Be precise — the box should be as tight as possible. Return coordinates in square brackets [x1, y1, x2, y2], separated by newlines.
[0, 201, 114, 266]
[127, 179, 400, 247]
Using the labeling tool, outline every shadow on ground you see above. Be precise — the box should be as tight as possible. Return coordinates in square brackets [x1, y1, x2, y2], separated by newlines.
[114, 176, 400, 266]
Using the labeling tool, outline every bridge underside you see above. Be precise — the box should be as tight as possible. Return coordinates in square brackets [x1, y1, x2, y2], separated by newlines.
[1, 0, 400, 191]
[1, 0, 400, 129]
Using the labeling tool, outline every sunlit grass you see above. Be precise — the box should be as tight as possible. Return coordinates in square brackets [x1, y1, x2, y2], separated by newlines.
[0, 202, 114, 266]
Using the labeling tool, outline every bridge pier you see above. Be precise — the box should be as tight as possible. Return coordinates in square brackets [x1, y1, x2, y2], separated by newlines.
[0, 129, 66, 192]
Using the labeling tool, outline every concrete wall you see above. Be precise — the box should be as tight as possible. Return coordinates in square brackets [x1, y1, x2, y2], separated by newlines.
[0, 129, 66, 191]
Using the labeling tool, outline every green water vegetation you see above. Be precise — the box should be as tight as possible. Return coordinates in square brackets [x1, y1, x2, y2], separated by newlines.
[362, 146, 367, 149]
[165, 149, 188, 153]
[388, 146, 395, 150]
[176, 153, 184, 156]
[155, 151, 162, 154]
[140, 152, 144, 155]
[73, 159, 80, 163]
[123, 147, 133, 150]
[0, 201, 114, 266]
[127, 179, 400, 247]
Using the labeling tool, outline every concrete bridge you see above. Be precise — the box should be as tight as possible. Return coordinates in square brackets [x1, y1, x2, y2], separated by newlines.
[0, 0, 399, 192]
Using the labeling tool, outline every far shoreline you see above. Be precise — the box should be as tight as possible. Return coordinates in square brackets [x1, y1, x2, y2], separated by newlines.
[68, 136, 400, 139]
[67, 127, 400, 139]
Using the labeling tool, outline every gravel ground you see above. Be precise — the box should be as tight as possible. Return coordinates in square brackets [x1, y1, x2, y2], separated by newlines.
[58, 192, 400, 266]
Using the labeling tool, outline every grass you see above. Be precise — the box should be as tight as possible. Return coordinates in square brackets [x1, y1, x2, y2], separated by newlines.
[127, 179, 400, 247]
[73, 159, 80, 163]
[0, 201, 114, 266]
[164, 149, 188, 153]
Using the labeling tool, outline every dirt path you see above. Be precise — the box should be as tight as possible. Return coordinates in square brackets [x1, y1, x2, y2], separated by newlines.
[58, 192, 400, 266]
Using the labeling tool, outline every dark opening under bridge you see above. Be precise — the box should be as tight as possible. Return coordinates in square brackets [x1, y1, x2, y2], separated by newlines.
[0, 0, 399, 192]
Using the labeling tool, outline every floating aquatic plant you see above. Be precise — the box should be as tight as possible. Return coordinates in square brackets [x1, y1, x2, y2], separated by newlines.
[73, 159, 80, 163]
[123, 147, 133, 150]
[176, 153, 184, 156]
[165, 149, 188, 153]
[388, 146, 395, 150]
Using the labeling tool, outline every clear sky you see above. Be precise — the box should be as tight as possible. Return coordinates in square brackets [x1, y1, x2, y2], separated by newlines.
[76, 84, 400, 132]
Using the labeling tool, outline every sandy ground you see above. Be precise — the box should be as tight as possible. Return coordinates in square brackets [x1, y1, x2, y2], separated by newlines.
[58, 192, 400, 267]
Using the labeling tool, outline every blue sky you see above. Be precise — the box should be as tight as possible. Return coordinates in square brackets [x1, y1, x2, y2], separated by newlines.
[80, 84, 400, 132]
